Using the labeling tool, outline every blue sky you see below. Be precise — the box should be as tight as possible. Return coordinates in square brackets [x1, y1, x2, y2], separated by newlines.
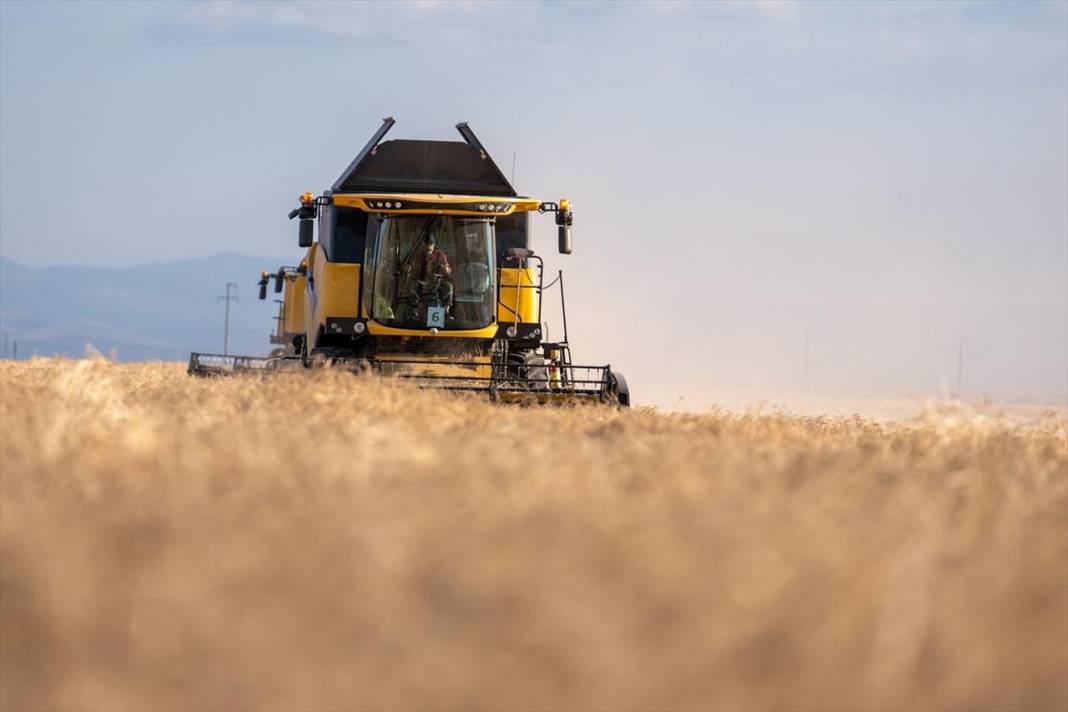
[1, 1, 1066, 403]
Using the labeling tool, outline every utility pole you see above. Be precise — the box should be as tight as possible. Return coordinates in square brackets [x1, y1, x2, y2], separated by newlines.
[957, 338, 964, 400]
[217, 283, 239, 356]
[2, 332, 7, 359]
[12, 340, 17, 360]
[804, 327, 811, 393]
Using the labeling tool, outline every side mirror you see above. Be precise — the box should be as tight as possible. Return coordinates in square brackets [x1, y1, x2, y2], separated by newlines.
[298, 219, 313, 248]
[558, 225, 572, 255]
[274, 269, 285, 293]
[258, 280, 267, 300]
[554, 203, 573, 254]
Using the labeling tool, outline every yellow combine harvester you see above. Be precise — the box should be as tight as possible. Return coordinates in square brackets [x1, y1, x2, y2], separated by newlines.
[189, 118, 629, 406]
[257, 264, 307, 357]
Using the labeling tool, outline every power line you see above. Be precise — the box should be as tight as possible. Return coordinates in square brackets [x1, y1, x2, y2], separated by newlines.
[217, 283, 239, 356]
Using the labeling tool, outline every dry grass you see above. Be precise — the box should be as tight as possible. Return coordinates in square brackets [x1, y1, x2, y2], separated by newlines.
[0, 358, 1065, 711]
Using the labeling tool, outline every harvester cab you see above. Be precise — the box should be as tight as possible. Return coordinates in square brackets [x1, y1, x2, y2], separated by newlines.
[189, 118, 629, 406]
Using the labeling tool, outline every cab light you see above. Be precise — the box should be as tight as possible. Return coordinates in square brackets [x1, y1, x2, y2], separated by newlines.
[559, 198, 570, 211]
[301, 192, 314, 204]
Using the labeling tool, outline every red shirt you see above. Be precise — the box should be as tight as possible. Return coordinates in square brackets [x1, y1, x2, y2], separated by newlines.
[417, 248, 450, 280]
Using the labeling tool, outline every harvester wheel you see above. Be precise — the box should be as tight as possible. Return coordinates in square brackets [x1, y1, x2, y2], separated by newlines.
[609, 370, 631, 407]
[522, 351, 550, 391]
[306, 349, 331, 369]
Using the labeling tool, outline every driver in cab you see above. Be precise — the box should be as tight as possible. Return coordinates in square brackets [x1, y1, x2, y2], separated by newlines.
[413, 233, 454, 314]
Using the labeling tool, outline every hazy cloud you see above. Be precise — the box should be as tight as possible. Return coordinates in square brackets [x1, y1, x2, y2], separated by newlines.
[161, 0, 523, 47]
[1, 0, 1064, 401]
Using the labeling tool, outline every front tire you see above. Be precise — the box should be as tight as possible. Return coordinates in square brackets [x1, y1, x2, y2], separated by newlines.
[609, 370, 630, 407]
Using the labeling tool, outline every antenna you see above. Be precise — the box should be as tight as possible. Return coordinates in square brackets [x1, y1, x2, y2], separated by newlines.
[511, 149, 518, 184]
[217, 283, 239, 356]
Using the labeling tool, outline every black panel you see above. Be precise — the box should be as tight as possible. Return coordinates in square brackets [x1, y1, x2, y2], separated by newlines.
[495, 322, 541, 338]
[495, 212, 529, 263]
[334, 140, 516, 197]
[317, 204, 334, 254]
[320, 205, 367, 264]
[333, 208, 367, 263]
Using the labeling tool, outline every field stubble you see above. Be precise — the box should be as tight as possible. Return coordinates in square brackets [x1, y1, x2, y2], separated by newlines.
[0, 359, 1065, 711]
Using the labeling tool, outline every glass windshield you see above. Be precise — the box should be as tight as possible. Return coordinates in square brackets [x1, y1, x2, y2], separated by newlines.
[369, 216, 496, 331]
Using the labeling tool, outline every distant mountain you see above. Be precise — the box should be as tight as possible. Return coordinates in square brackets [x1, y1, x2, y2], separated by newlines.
[0, 254, 295, 361]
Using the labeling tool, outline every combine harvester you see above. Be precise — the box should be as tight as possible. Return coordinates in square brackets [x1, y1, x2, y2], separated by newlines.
[256, 264, 306, 357]
[189, 118, 629, 406]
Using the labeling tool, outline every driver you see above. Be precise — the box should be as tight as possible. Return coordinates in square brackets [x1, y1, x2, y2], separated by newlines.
[412, 233, 454, 313]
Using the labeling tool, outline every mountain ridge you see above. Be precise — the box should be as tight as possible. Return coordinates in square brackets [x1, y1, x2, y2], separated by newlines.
[0, 253, 296, 360]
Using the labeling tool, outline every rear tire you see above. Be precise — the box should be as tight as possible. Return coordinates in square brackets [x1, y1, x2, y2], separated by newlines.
[609, 370, 630, 407]
[307, 349, 331, 368]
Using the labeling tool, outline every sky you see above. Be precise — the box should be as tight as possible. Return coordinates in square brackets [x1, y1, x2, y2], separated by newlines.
[1, 0, 1066, 406]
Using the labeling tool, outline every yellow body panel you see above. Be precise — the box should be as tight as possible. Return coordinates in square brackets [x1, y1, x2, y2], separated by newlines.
[281, 275, 307, 337]
[316, 264, 360, 321]
[366, 321, 498, 339]
[498, 267, 539, 325]
[302, 244, 318, 347]
[333, 193, 541, 217]
[304, 243, 361, 348]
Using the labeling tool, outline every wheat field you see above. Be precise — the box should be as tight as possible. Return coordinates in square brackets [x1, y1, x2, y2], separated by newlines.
[0, 358, 1065, 711]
